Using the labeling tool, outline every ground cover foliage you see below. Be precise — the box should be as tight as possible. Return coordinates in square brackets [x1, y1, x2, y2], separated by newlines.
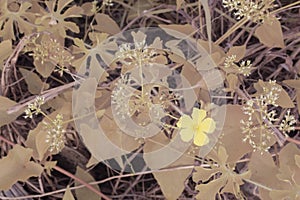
[0, 0, 300, 199]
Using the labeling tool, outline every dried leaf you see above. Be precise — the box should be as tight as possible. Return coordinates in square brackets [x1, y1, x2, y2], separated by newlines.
[63, 186, 75, 200]
[19, 68, 49, 94]
[94, 13, 120, 35]
[75, 167, 100, 200]
[0, 145, 43, 190]
[0, 96, 23, 127]
[255, 17, 285, 48]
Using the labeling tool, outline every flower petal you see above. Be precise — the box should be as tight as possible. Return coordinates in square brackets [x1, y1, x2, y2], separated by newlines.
[192, 108, 206, 124]
[179, 128, 194, 142]
[177, 114, 193, 129]
[200, 118, 216, 133]
[193, 131, 209, 146]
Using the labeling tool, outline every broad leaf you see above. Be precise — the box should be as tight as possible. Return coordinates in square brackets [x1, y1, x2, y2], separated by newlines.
[19, 68, 49, 94]
[152, 153, 194, 200]
[227, 45, 246, 62]
[63, 186, 75, 200]
[0, 96, 24, 127]
[194, 145, 251, 199]
[143, 130, 194, 199]
[36, 0, 83, 38]
[283, 79, 300, 114]
[0, 1, 35, 40]
[249, 151, 280, 188]
[215, 105, 252, 163]
[75, 167, 100, 200]
[195, 176, 227, 200]
[0, 145, 43, 190]
[0, 40, 12, 70]
[255, 17, 285, 48]
[94, 13, 120, 35]
[159, 24, 197, 37]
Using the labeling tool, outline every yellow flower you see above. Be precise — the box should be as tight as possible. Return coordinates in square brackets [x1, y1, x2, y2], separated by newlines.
[177, 108, 216, 146]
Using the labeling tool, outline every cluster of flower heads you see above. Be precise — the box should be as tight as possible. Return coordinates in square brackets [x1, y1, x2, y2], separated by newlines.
[224, 55, 237, 68]
[24, 96, 45, 118]
[241, 80, 296, 152]
[224, 55, 253, 76]
[103, 0, 114, 6]
[238, 60, 252, 77]
[279, 110, 297, 134]
[25, 35, 74, 76]
[44, 114, 66, 153]
[24, 96, 66, 153]
[116, 39, 156, 67]
[111, 76, 132, 120]
[223, 0, 277, 22]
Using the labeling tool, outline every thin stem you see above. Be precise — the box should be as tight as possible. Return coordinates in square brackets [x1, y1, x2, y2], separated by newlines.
[53, 166, 111, 200]
[0, 135, 15, 146]
[243, 178, 273, 191]
[271, 1, 300, 15]
[215, 18, 248, 45]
